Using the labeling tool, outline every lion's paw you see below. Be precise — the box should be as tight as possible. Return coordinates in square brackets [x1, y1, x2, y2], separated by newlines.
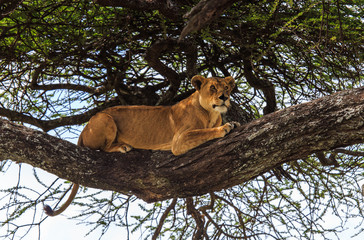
[118, 144, 133, 153]
[223, 121, 241, 134]
[229, 121, 241, 128]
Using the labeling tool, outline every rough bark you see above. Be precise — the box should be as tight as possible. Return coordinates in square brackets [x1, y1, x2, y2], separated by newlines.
[94, 0, 182, 20]
[1, 87, 364, 203]
[94, 0, 239, 40]
[179, 0, 239, 40]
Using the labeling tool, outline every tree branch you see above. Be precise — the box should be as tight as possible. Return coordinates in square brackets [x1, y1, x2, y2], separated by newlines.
[152, 198, 177, 240]
[145, 39, 197, 105]
[94, 0, 182, 20]
[179, 0, 238, 40]
[0, 100, 119, 132]
[1, 87, 364, 203]
[0, 0, 24, 17]
[243, 58, 277, 114]
[30, 62, 102, 94]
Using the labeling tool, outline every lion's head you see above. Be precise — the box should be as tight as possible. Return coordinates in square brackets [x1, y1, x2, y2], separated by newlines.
[191, 75, 235, 114]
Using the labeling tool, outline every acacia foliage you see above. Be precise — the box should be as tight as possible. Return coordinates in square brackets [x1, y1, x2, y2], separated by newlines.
[0, 0, 363, 239]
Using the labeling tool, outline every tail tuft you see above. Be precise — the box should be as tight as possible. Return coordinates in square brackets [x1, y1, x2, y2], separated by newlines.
[43, 205, 55, 216]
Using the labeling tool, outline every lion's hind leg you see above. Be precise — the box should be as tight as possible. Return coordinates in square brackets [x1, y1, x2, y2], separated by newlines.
[104, 142, 133, 153]
[80, 112, 132, 153]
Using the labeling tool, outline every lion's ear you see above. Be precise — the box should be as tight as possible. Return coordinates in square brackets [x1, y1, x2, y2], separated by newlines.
[191, 75, 206, 91]
[225, 76, 235, 90]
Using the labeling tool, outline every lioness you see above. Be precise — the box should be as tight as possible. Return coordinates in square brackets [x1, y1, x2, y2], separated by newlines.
[44, 75, 239, 216]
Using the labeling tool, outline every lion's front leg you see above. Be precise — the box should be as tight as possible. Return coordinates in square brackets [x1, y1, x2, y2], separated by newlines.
[171, 122, 240, 155]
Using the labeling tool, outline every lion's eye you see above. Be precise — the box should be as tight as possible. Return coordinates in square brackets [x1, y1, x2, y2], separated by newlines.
[224, 86, 229, 90]
[210, 85, 217, 92]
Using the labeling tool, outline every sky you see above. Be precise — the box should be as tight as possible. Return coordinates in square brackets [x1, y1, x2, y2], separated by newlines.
[0, 160, 148, 240]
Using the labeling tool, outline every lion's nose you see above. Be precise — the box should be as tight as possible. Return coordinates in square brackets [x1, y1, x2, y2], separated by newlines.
[219, 94, 228, 101]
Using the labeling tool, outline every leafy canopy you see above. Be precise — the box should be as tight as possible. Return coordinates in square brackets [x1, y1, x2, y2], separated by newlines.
[0, 0, 363, 239]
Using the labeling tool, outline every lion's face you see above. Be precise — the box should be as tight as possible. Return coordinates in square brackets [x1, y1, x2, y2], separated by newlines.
[192, 75, 235, 113]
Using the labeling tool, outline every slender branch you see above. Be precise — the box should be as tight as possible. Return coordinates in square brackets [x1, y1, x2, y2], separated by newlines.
[30, 63, 97, 94]
[152, 198, 177, 240]
[186, 197, 205, 240]
[0, 100, 119, 132]
[0, 0, 24, 17]
[30, 83, 97, 94]
[333, 148, 364, 157]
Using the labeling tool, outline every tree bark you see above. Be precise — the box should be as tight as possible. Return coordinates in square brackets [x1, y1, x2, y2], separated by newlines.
[179, 0, 239, 40]
[94, 0, 182, 20]
[1, 87, 364, 203]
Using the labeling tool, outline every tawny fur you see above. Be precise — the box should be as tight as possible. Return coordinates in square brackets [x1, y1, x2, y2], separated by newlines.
[79, 75, 238, 155]
[44, 75, 239, 216]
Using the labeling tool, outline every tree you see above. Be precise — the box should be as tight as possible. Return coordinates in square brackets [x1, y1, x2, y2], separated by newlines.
[0, 0, 363, 239]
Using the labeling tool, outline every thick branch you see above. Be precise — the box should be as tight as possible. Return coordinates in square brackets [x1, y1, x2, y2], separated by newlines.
[243, 58, 277, 114]
[145, 39, 197, 104]
[145, 39, 181, 88]
[179, 0, 238, 40]
[94, 0, 181, 20]
[1, 87, 364, 202]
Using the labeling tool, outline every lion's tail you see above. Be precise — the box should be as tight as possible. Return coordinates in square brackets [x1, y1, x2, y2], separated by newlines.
[43, 183, 79, 217]
[43, 134, 84, 217]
